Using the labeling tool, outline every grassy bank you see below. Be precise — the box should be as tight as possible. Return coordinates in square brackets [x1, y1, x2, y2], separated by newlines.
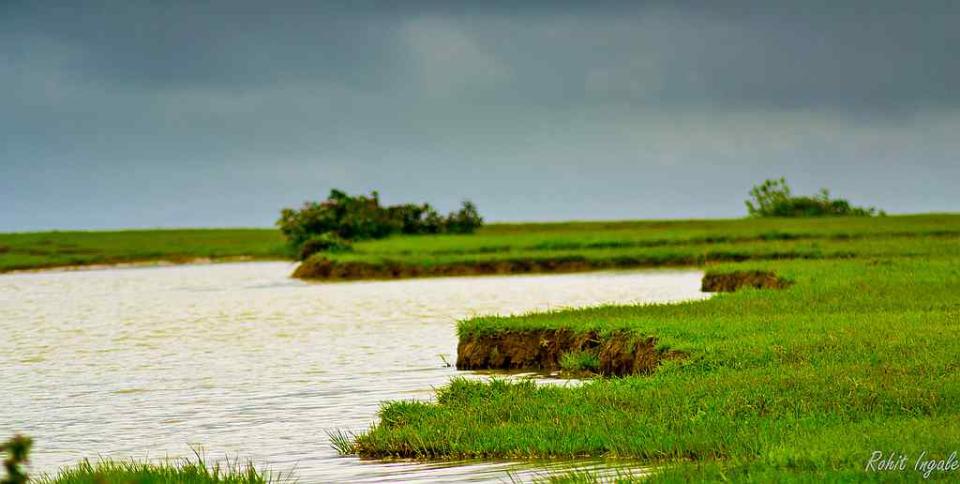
[295, 214, 960, 279]
[341, 215, 960, 481]
[0, 229, 287, 273]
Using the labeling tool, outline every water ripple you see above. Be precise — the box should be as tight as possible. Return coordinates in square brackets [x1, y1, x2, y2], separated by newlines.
[0, 262, 707, 481]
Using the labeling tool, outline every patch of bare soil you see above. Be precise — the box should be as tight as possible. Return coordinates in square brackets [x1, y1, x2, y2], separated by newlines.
[700, 270, 792, 292]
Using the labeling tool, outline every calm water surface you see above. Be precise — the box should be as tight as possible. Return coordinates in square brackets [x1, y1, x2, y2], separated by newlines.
[0, 262, 708, 482]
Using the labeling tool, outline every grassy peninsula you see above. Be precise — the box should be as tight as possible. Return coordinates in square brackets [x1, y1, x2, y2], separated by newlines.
[326, 214, 960, 482]
[293, 214, 959, 279]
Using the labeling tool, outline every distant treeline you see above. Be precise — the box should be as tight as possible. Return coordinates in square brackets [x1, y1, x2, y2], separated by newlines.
[746, 178, 883, 218]
[278, 190, 483, 259]
[276, 180, 878, 260]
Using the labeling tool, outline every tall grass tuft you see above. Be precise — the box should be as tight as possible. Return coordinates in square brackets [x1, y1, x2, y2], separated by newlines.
[325, 429, 355, 456]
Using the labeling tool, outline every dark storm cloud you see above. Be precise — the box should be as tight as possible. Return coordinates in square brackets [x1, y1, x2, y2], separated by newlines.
[1, 1, 958, 230]
[3, 1, 402, 90]
[6, 0, 960, 110]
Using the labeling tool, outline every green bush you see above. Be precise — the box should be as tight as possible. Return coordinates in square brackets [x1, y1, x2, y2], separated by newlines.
[385, 203, 444, 235]
[746, 178, 882, 217]
[1, 434, 32, 484]
[277, 190, 483, 255]
[298, 233, 352, 260]
[443, 201, 483, 234]
[277, 190, 391, 249]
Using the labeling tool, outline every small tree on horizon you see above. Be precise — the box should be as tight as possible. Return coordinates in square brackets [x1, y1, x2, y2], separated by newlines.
[745, 177, 793, 217]
[746, 178, 882, 217]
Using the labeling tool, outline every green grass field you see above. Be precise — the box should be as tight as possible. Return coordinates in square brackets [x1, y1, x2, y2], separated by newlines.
[0, 229, 287, 272]
[332, 214, 960, 481]
[4, 215, 959, 481]
[4, 215, 956, 276]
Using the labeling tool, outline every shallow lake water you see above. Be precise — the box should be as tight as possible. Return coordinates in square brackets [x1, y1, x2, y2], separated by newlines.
[0, 262, 708, 482]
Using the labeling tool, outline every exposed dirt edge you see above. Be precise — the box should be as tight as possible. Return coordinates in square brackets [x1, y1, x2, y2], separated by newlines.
[292, 251, 847, 281]
[456, 329, 669, 376]
[293, 257, 610, 280]
[701, 270, 792, 292]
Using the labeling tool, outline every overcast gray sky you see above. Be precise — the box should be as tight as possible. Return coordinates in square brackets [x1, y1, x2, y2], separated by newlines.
[2, 1, 958, 231]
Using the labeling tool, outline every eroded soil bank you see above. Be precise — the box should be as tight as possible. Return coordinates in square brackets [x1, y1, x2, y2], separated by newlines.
[701, 270, 792, 292]
[294, 257, 613, 280]
[454, 271, 790, 376]
[291, 250, 838, 281]
[457, 330, 664, 376]
[292, 254, 750, 280]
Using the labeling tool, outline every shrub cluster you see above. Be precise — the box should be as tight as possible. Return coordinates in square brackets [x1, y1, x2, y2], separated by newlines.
[746, 178, 883, 217]
[278, 190, 483, 259]
[298, 233, 353, 261]
[1, 434, 32, 484]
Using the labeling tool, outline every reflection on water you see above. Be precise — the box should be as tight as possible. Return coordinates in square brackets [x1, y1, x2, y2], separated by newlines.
[0, 262, 707, 481]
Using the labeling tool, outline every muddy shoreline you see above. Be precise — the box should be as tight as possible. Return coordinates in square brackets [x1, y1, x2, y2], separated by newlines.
[2, 256, 285, 275]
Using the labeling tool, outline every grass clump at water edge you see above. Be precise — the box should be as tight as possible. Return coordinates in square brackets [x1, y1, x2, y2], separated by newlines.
[37, 452, 286, 484]
[1, 439, 287, 484]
